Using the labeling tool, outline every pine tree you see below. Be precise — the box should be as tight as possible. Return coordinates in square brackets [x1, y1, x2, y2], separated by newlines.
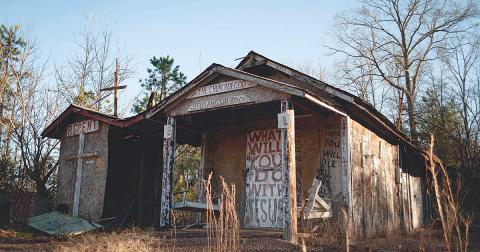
[133, 56, 186, 113]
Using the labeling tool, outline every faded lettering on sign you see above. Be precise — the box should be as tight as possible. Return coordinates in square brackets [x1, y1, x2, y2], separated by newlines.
[316, 118, 342, 198]
[187, 95, 252, 112]
[66, 120, 99, 137]
[187, 80, 256, 99]
[245, 129, 285, 228]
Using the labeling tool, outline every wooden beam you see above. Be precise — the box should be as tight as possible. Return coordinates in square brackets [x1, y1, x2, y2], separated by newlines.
[196, 133, 207, 222]
[159, 117, 176, 228]
[72, 133, 85, 217]
[238, 59, 267, 70]
[138, 141, 145, 226]
[99, 85, 127, 91]
[341, 116, 353, 218]
[304, 93, 347, 117]
[216, 66, 305, 97]
[280, 100, 297, 244]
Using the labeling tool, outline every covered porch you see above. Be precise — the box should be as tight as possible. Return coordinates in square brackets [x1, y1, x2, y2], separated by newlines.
[152, 91, 350, 242]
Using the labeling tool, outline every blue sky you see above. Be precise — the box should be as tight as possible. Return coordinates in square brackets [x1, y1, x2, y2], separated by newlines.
[2, 0, 358, 113]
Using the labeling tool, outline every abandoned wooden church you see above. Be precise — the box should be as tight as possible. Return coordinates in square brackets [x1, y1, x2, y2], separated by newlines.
[42, 51, 431, 240]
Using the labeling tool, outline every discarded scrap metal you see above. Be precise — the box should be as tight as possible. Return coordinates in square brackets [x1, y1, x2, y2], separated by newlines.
[27, 211, 102, 236]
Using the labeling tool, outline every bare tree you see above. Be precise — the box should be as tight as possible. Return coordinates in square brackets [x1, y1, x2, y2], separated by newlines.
[336, 56, 391, 113]
[55, 16, 133, 113]
[0, 26, 62, 212]
[331, 0, 478, 139]
[12, 66, 61, 212]
[438, 31, 480, 171]
[0, 24, 27, 155]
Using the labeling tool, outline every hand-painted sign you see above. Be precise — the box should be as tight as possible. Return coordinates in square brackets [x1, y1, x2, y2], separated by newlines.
[187, 95, 252, 112]
[66, 120, 99, 137]
[187, 80, 256, 99]
[316, 118, 342, 198]
[245, 129, 284, 228]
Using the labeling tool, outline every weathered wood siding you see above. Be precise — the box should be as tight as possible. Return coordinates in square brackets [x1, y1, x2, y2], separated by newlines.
[316, 115, 344, 207]
[57, 120, 109, 221]
[350, 119, 425, 237]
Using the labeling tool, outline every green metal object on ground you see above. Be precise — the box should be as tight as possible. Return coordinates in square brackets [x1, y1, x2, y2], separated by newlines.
[27, 211, 102, 236]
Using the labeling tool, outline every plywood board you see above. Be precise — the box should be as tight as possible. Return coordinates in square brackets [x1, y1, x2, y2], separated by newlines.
[244, 129, 285, 228]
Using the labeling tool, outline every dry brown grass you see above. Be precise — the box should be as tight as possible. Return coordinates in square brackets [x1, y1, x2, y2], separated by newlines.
[205, 173, 240, 252]
[54, 228, 169, 252]
[428, 134, 473, 252]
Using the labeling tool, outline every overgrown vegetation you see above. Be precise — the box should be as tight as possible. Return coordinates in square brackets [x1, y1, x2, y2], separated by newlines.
[205, 173, 240, 252]
[1, 1, 479, 250]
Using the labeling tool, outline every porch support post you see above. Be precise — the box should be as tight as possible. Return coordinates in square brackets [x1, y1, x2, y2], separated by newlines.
[159, 117, 176, 228]
[341, 116, 353, 218]
[280, 100, 297, 243]
[196, 133, 207, 222]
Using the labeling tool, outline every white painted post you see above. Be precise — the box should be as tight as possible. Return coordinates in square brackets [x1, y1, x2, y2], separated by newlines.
[72, 132, 85, 217]
[159, 117, 176, 228]
[196, 133, 207, 223]
[280, 100, 297, 244]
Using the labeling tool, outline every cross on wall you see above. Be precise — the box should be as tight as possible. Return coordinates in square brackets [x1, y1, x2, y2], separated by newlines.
[64, 132, 98, 217]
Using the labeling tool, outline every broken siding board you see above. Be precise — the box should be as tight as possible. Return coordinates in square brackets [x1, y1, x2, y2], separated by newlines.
[410, 175, 423, 229]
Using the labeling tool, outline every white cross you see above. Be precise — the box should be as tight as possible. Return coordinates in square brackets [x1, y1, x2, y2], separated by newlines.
[65, 132, 98, 217]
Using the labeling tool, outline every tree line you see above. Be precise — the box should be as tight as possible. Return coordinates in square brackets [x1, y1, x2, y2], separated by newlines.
[0, 0, 479, 227]
[332, 0, 479, 214]
[0, 17, 190, 215]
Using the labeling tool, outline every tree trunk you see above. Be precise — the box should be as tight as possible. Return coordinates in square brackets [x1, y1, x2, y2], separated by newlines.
[406, 95, 417, 141]
[34, 182, 50, 215]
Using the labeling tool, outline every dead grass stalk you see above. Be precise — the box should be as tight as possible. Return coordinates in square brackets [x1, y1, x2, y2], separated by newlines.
[427, 134, 472, 252]
[205, 173, 240, 252]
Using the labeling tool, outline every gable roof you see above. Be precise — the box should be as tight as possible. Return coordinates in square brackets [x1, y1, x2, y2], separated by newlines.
[145, 63, 308, 118]
[235, 51, 414, 147]
[41, 104, 145, 139]
[42, 51, 416, 151]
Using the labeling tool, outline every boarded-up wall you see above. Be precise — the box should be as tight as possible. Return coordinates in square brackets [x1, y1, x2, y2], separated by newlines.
[316, 115, 343, 204]
[350, 120, 402, 237]
[57, 120, 109, 221]
[203, 113, 324, 227]
[349, 119, 427, 237]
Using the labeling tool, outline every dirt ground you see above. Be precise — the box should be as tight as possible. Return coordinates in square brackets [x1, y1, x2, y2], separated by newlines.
[1, 223, 479, 251]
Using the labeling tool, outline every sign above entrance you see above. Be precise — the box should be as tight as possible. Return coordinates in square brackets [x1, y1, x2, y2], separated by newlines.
[187, 95, 253, 112]
[187, 80, 257, 99]
[66, 120, 99, 137]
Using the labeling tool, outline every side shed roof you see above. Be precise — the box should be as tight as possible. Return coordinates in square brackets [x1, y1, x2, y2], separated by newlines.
[41, 104, 144, 139]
